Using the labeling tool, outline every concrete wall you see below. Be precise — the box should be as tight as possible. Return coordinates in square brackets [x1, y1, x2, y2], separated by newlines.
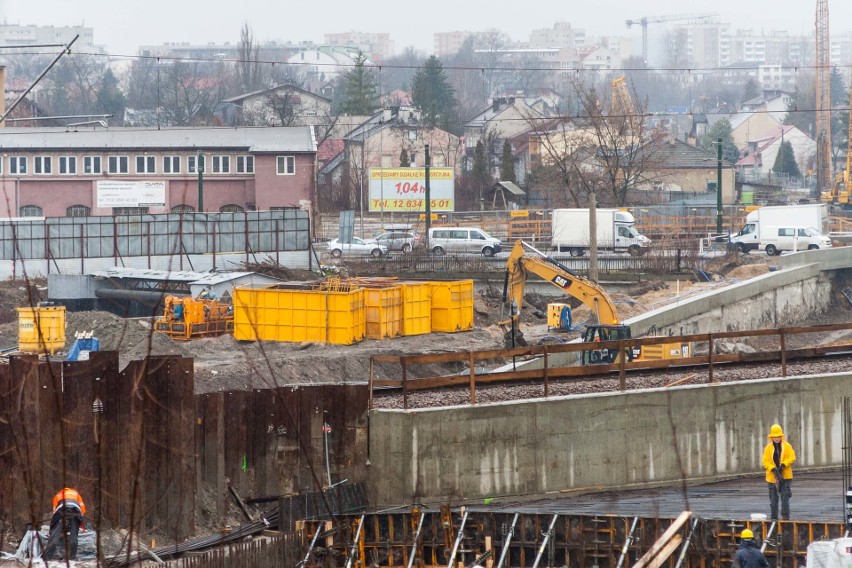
[369, 372, 848, 505]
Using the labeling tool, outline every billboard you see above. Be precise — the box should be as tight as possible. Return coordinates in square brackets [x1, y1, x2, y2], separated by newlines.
[96, 181, 167, 208]
[368, 168, 454, 212]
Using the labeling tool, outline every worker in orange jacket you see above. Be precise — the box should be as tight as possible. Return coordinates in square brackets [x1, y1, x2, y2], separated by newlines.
[45, 488, 86, 560]
[761, 424, 796, 520]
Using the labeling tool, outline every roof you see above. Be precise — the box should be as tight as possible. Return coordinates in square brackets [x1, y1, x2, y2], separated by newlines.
[222, 84, 331, 105]
[317, 138, 345, 162]
[493, 181, 526, 196]
[88, 267, 258, 283]
[650, 139, 735, 168]
[0, 126, 317, 153]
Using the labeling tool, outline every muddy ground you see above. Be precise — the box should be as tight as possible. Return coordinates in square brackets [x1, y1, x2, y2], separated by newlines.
[0, 251, 847, 394]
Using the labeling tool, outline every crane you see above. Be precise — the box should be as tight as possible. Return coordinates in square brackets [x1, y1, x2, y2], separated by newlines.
[625, 12, 719, 63]
[815, 0, 832, 200]
[611, 76, 641, 136]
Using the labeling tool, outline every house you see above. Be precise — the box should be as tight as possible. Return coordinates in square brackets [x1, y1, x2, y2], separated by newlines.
[0, 126, 317, 218]
[736, 124, 815, 179]
[640, 138, 736, 204]
[741, 90, 795, 123]
[320, 107, 461, 210]
[221, 85, 332, 127]
[463, 97, 546, 176]
[729, 112, 783, 150]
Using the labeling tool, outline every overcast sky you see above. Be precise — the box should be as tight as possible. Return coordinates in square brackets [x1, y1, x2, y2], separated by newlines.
[1, 0, 850, 57]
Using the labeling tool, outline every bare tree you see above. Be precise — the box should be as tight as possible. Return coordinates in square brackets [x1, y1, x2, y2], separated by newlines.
[237, 23, 265, 94]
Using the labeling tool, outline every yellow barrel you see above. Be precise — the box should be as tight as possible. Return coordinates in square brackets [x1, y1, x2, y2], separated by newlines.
[16, 305, 66, 355]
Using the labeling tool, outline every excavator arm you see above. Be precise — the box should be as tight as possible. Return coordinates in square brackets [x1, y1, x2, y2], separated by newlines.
[502, 240, 620, 327]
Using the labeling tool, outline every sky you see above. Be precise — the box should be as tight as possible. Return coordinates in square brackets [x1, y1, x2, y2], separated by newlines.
[0, 0, 850, 58]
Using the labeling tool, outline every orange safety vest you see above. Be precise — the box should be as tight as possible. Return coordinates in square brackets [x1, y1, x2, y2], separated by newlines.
[52, 487, 86, 515]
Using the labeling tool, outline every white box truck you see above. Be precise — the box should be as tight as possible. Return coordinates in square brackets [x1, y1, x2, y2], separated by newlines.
[551, 208, 651, 256]
[729, 204, 828, 253]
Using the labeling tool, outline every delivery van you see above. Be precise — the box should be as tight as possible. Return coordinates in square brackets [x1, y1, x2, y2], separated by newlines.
[759, 226, 832, 256]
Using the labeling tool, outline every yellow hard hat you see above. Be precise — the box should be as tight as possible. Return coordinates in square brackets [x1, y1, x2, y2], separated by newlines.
[741, 529, 754, 539]
[768, 424, 784, 439]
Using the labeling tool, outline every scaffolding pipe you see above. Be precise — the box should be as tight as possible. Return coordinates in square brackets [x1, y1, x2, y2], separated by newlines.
[531, 514, 560, 568]
[495, 513, 519, 568]
[446, 510, 469, 568]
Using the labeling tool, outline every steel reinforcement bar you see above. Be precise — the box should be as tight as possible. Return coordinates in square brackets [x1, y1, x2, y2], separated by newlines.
[303, 509, 844, 568]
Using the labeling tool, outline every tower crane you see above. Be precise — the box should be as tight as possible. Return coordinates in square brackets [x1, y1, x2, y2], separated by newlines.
[815, 0, 833, 201]
[625, 12, 720, 63]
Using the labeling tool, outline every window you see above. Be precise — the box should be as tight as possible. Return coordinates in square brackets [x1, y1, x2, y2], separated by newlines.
[212, 155, 230, 173]
[59, 156, 77, 174]
[84, 156, 101, 174]
[9, 156, 26, 175]
[34, 156, 52, 174]
[136, 155, 156, 174]
[163, 156, 181, 174]
[188, 155, 206, 174]
[276, 155, 295, 175]
[108, 156, 129, 174]
[171, 204, 195, 213]
[19, 205, 43, 216]
[66, 205, 91, 217]
[236, 155, 254, 174]
[220, 204, 245, 213]
[779, 228, 794, 237]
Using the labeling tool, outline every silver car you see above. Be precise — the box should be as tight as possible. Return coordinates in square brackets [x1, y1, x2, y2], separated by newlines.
[371, 231, 421, 253]
[327, 237, 387, 258]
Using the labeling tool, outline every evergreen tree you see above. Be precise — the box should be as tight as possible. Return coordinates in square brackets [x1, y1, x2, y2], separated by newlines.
[500, 140, 516, 182]
[472, 140, 491, 205]
[341, 52, 379, 115]
[700, 118, 740, 163]
[772, 140, 802, 178]
[96, 69, 127, 122]
[411, 55, 457, 131]
[399, 148, 409, 167]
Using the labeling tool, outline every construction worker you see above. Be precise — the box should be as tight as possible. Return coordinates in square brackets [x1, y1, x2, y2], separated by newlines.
[733, 529, 770, 568]
[762, 423, 796, 520]
[44, 487, 86, 561]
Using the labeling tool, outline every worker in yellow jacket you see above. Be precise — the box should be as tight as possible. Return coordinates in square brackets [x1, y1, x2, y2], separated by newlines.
[761, 424, 796, 520]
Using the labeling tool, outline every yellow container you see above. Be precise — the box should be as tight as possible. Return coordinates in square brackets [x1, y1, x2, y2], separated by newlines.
[399, 282, 432, 336]
[429, 280, 474, 333]
[233, 285, 365, 345]
[547, 303, 570, 329]
[17, 305, 66, 355]
[364, 287, 403, 339]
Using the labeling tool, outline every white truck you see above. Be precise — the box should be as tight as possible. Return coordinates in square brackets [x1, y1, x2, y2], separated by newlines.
[729, 204, 828, 253]
[551, 208, 651, 256]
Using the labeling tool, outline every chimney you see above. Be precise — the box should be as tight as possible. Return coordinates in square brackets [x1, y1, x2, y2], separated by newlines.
[492, 99, 500, 112]
[382, 108, 392, 122]
[0, 66, 6, 127]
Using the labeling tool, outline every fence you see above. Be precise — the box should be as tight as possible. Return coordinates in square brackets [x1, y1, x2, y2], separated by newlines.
[154, 532, 303, 568]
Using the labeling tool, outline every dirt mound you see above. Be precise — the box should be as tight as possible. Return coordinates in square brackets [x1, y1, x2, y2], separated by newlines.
[725, 264, 770, 280]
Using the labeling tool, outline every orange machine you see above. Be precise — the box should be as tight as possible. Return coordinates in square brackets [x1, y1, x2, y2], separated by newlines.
[155, 296, 234, 341]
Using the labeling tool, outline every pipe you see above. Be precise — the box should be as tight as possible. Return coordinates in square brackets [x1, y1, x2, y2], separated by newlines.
[94, 288, 174, 305]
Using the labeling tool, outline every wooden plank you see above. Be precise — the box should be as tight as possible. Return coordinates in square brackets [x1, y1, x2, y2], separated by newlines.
[633, 511, 691, 568]
[645, 534, 684, 568]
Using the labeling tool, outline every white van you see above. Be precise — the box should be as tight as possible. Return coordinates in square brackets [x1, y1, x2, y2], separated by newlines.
[428, 227, 503, 256]
[759, 226, 832, 256]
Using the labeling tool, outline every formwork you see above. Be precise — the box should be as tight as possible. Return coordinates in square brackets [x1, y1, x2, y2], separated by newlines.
[429, 280, 474, 332]
[233, 285, 365, 345]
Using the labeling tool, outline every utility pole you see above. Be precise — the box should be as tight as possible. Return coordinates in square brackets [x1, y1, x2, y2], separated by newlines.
[424, 144, 431, 248]
[716, 138, 723, 233]
[197, 151, 205, 212]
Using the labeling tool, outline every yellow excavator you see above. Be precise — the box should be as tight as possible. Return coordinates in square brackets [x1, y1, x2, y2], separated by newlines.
[501, 240, 688, 364]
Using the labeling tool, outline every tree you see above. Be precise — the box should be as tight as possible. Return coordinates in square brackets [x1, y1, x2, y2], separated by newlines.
[237, 23, 264, 93]
[500, 140, 516, 182]
[472, 140, 491, 206]
[772, 140, 802, 178]
[95, 69, 127, 123]
[340, 52, 379, 116]
[411, 55, 457, 131]
[741, 78, 760, 104]
[700, 118, 740, 163]
[399, 148, 409, 167]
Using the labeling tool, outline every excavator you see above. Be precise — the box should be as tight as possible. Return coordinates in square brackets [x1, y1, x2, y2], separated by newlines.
[154, 295, 234, 341]
[501, 240, 688, 364]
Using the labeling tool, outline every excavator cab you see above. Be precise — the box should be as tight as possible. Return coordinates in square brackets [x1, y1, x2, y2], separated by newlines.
[581, 324, 640, 365]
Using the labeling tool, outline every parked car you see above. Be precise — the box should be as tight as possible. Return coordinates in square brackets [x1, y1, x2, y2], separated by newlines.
[327, 237, 387, 258]
[371, 231, 421, 253]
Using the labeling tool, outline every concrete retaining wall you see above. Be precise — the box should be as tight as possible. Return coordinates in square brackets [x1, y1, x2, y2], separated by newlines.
[369, 372, 848, 505]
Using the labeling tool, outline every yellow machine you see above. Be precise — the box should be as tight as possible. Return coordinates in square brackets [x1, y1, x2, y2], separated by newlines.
[821, 73, 852, 205]
[155, 295, 234, 341]
[501, 240, 690, 363]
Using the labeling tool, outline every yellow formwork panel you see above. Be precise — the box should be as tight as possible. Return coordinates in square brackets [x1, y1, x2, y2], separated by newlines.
[233, 285, 365, 344]
[16, 305, 66, 355]
[364, 287, 403, 340]
[399, 282, 432, 336]
[429, 280, 474, 333]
